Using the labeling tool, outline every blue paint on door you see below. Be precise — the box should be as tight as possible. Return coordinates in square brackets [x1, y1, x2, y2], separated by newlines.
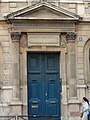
[27, 53, 61, 120]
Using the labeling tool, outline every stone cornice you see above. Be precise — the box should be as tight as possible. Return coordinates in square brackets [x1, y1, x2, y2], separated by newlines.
[5, 1, 80, 21]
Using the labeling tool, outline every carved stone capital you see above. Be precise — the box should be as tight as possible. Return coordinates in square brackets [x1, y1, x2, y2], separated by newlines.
[11, 32, 21, 42]
[66, 32, 76, 42]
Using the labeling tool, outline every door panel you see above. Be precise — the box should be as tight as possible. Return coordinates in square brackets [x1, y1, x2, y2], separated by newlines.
[45, 54, 60, 117]
[27, 53, 61, 120]
[27, 54, 43, 116]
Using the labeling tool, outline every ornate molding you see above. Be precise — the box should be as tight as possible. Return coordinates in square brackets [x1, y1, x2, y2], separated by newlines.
[13, 23, 75, 29]
[11, 32, 21, 41]
[66, 32, 76, 42]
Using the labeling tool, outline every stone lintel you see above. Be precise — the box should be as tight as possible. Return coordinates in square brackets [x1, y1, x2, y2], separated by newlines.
[11, 32, 21, 42]
[66, 32, 76, 42]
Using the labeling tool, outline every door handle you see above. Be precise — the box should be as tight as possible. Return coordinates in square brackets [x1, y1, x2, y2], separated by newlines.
[45, 93, 47, 96]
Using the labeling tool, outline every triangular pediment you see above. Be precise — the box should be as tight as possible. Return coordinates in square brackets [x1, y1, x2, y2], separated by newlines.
[18, 7, 72, 19]
[5, 2, 81, 21]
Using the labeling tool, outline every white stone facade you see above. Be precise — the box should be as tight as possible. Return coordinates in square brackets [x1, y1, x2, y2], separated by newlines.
[0, 0, 90, 120]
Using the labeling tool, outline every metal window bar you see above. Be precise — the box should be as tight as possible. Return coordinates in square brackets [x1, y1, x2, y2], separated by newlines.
[0, 116, 16, 120]
[17, 115, 53, 120]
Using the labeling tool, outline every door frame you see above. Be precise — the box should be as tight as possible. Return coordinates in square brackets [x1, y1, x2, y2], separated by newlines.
[20, 48, 66, 119]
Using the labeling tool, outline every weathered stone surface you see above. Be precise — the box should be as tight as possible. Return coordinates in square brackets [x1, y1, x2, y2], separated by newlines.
[0, 1, 90, 120]
[10, 3, 17, 8]
[28, 34, 60, 46]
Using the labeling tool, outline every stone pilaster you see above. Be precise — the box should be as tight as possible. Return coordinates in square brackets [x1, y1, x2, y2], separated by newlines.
[11, 32, 21, 101]
[66, 32, 77, 98]
[10, 32, 22, 115]
[86, 85, 90, 102]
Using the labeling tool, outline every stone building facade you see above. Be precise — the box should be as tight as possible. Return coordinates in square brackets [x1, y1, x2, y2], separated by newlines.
[0, 0, 90, 120]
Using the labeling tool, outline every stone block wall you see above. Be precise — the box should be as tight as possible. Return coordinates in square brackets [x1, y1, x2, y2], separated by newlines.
[0, 0, 89, 120]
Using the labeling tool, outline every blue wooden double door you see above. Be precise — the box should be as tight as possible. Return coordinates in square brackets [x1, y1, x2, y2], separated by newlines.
[27, 53, 61, 120]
